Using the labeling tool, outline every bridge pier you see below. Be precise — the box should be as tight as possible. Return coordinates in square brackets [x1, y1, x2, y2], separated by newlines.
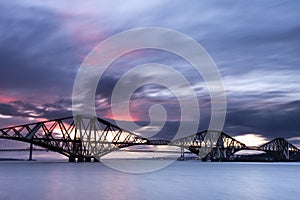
[69, 156, 76, 162]
[178, 146, 185, 161]
[68, 156, 84, 162]
[85, 157, 91, 162]
[28, 142, 33, 161]
[78, 156, 85, 162]
[68, 156, 98, 162]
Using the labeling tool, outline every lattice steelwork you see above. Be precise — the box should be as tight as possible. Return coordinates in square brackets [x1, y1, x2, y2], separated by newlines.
[1, 115, 300, 162]
[0, 117, 78, 159]
[214, 132, 247, 160]
[169, 130, 246, 160]
[74, 115, 148, 160]
[259, 138, 300, 161]
[0, 115, 149, 161]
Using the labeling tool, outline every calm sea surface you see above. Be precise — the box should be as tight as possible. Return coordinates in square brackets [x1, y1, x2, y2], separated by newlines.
[0, 161, 299, 200]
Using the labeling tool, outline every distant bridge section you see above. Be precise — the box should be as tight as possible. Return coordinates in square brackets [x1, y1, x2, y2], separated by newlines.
[259, 138, 300, 161]
[170, 130, 246, 161]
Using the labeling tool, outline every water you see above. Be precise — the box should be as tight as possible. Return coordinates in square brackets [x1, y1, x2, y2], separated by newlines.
[0, 161, 299, 200]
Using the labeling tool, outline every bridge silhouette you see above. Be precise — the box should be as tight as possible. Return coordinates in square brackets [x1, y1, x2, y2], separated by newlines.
[0, 115, 299, 162]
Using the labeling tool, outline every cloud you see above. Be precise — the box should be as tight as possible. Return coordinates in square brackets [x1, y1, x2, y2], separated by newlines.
[0, 99, 71, 123]
[0, 0, 299, 144]
[0, 1, 78, 100]
[225, 100, 300, 139]
[0, 103, 18, 116]
[233, 134, 269, 146]
[224, 69, 300, 104]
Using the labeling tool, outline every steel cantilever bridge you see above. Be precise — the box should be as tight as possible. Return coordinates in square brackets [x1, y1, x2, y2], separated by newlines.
[0, 115, 299, 162]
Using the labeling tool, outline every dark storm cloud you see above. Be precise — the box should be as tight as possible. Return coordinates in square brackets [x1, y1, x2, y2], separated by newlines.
[132, 100, 300, 142]
[0, 103, 18, 116]
[91, 0, 300, 97]
[0, 101, 45, 118]
[0, 99, 71, 120]
[0, 1, 78, 96]
[96, 76, 118, 99]
[148, 99, 300, 142]
[177, 1, 300, 75]
[225, 100, 300, 139]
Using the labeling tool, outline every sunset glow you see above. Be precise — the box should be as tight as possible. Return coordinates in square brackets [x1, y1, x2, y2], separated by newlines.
[234, 134, 269, 147]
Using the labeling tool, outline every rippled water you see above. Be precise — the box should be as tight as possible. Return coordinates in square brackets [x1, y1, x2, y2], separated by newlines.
[0, 161, 299, 200]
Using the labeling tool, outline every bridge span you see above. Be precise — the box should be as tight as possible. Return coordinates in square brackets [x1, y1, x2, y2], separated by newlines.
[0, 115, 299, 162]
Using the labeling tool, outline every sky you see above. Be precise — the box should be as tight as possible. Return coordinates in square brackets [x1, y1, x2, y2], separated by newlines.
[0, 0, 299, 146]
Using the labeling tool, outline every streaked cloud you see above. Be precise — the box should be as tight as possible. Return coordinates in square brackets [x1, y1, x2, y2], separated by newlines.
[0, 0, 299, 144]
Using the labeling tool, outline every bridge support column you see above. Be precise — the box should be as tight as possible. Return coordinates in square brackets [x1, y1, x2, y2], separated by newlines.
[179, 146, 185, 161]
[28, 142, 33, 161]
[85, 157, 91, 162]
[69, 156, 76, 162]
[78, 156, 85, 162]
[69, 156, 96, 162]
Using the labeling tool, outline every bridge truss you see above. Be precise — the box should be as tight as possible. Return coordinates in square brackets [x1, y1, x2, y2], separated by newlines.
[0, 115, 148, 162]
[0, 115, 300, 162]
[170, 130, 246, 161]
[259, 138, 300, 161]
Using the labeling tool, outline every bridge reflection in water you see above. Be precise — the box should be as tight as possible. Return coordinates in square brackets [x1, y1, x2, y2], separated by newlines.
[0, 115, 299, 162]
